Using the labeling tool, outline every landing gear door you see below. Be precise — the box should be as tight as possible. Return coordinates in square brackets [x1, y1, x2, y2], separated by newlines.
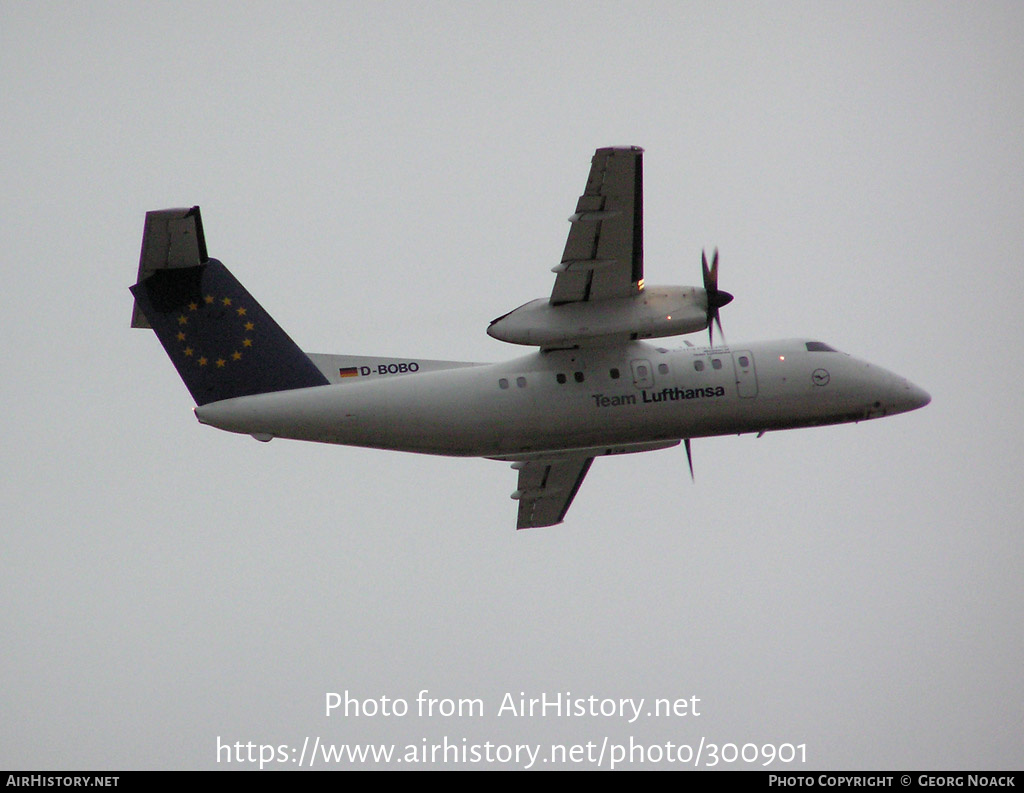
[732, 350, 758, 398]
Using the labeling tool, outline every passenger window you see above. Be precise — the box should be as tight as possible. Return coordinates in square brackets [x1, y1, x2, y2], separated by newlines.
[499, 378, 509, 389]
[556, 373, 566, 384]
[637, 365, 649, 379]
[610, 368, 620, 379]
[657, 363, 669, 375]
[574, 371, 584, 383]
[738, 356, 749, 367]
[694, 360, 704, 372]
[712, 359, 722, 370]
[516, 376, 527, 388]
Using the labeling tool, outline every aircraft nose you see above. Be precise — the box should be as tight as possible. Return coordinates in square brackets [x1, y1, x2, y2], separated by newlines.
[891, 378, 931, 413]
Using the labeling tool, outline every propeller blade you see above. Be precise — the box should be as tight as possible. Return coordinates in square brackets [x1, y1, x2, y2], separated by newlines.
[701, 248, 731, 347]
[684, 438, 694, 481]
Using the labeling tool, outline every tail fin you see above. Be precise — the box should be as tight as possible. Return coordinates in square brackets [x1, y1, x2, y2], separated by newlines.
[130, 207, 329, 406]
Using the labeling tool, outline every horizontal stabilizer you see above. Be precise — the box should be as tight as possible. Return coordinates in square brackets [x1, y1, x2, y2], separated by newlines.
[131, 207, 208, 328]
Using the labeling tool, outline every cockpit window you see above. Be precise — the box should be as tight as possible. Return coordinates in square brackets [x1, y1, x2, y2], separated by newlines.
[806, 341, 838, 352]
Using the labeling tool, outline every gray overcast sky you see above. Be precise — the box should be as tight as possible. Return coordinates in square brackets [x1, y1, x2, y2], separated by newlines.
[2, 1, 1022, 770]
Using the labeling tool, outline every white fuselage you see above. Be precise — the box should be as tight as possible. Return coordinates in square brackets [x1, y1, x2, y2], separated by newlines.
[193, 339, 930, 457]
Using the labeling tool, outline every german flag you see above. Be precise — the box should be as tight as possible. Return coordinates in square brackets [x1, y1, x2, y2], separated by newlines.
[338, 367, 360, 378]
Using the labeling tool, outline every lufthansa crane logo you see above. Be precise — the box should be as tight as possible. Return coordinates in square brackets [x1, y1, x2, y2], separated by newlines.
[811, 368, 830, 386]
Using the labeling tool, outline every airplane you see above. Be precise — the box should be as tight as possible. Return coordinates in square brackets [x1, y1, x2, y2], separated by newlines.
[130, 146, 930, 529]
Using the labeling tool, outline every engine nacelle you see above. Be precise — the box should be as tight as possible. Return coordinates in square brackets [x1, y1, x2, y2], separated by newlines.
[487, 285, 709, 347]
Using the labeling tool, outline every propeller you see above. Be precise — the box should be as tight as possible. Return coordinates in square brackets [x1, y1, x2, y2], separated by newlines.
[701, 248, 733, 347]
[685, 249, 731, 481]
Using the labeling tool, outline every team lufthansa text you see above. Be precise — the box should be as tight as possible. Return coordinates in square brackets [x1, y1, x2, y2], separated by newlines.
[592, 385, 726, 408]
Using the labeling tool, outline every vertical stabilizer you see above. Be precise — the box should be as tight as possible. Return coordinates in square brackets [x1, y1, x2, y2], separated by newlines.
[130, 208, 328, 405]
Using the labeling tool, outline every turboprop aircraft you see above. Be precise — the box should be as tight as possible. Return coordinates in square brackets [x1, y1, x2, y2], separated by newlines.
[130, 146, 930, 529]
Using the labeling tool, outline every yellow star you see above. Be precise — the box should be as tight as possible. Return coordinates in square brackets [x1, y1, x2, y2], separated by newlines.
[176, 331, 186, 341]
[242, 338, 252, 347]
[236, 307, 247, 316]
[204, 295, 215, 304]
[232, 351, 242, 361]
[222, 297, 232, 306]
[188, 302, 199, 311]
[183, 347, 193, 357]
[216, 358, 226, 368]
[244, 322, 255, 331]
[199, 356, 208, 366]
[177, 315, 188, 325]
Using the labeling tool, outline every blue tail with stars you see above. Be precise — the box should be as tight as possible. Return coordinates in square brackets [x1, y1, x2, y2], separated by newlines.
[130, 207, 329, 406]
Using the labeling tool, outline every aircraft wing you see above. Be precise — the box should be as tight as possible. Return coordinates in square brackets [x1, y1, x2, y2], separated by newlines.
[513, 456, 594, 529]
[550, 146, 644, 305]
